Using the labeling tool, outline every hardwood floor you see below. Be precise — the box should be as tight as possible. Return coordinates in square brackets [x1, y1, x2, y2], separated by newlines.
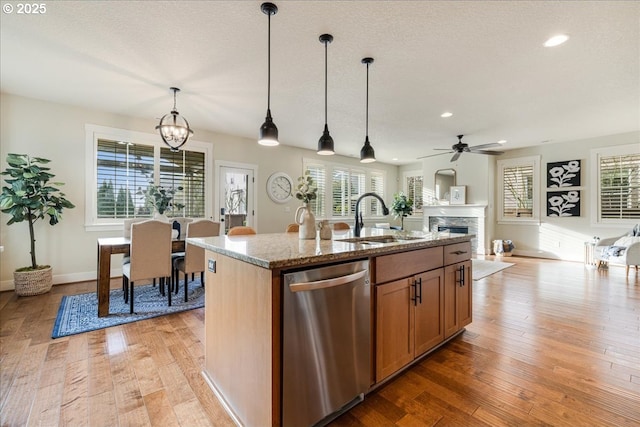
[1, 257, 638, 426]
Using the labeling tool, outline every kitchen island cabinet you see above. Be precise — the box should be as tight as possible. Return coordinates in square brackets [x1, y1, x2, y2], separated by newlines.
[188, 230, 473, 427]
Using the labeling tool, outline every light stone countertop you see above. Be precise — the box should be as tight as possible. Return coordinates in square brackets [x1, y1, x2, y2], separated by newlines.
[187, 228, 473, 270]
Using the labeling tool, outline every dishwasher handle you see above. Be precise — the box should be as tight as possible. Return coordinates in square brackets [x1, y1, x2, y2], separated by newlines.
[289, 269, 368, 293]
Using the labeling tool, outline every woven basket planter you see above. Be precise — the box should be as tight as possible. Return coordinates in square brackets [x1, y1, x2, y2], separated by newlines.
[14, 266, 53, 296]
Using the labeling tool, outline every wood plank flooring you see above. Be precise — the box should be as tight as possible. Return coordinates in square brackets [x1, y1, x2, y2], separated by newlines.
[1, 257, 638, 426]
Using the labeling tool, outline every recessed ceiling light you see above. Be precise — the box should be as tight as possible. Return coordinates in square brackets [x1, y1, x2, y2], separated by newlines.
[392, 157, 398, 161]
[440, 112, 453, 118]
[544, 34, 569, 47]
[497, 140, 507, 144]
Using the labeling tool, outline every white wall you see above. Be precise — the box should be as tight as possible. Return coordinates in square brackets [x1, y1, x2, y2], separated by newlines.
[493, 132, 639, 261]
[0, 93, 398, 290]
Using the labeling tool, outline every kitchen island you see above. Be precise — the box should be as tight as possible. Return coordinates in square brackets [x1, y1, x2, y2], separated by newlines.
[188, 228, 473, 427]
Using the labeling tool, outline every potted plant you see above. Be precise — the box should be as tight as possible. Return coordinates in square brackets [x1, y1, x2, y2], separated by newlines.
[0, 153, 75, 296]
[294, 171, 318, 239]
[391, 192, 413, 230]
[140, 184, 184, 220]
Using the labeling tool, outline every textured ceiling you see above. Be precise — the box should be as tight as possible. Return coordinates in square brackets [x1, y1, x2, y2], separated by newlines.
[1, 1, 638, 164]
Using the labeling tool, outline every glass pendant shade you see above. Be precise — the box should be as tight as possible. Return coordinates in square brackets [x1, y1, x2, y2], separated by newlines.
[360, 136, 376, 163]
[259, 109, 279, 146]
[156, 87, 193, 152]
[317, 124, 334, 155]
[259, 2, 279, 146]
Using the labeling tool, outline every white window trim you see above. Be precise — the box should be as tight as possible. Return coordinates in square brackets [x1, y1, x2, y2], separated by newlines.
[590, 143, 640, 227]
[497, 155, 541, 225]
[84, 124, 213, 232]
[402, 169, 424, 216]
[302, 157, 388, 220]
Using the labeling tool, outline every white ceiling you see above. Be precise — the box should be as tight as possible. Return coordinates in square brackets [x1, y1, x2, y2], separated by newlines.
[1, 1, 638, 165]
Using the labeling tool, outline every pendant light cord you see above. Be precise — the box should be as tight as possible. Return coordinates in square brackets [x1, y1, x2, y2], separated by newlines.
[267, 12, 271, 111]
[324, 39, 328, 125]
[365, 62, 369, 138]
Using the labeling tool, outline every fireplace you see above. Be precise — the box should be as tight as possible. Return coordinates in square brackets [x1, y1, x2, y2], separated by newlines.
[423, 205, 486, 255]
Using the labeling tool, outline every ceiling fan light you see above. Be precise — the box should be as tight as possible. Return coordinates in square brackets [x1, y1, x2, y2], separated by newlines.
[497, 139, 507, 144]
[259, 109, 279, 146]
[360, 136, 376, 163]
[317, 124, 334, 155]
[440, 112, 453, 118]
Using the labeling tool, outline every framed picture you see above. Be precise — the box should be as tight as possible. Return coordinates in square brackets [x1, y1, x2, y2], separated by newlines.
[547, 190, 581, 217]
[450, 186, 466, 205]
[547, 160, 581, 188]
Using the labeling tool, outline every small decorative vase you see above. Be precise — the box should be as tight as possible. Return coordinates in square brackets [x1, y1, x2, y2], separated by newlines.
[295, 204, 316, 240]
[319, 220, 332, 240]
[153, 210, 169, 222]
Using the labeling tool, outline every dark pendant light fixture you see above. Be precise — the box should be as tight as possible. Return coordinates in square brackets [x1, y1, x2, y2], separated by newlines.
[317, 33, 335, 155]
[156, 87, 193, 152]
[258, 2, 279, 146]
[360, 57, 376, 163]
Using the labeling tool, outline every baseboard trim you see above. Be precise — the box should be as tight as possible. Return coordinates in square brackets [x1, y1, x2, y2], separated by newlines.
[0, 268, 123, 292]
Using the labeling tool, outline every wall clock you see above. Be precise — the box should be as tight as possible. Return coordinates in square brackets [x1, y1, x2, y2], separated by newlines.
[266, 172, 294, 203]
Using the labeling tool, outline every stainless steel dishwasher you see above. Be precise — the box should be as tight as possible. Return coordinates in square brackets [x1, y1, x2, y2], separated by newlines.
[283, 259, 370, 427]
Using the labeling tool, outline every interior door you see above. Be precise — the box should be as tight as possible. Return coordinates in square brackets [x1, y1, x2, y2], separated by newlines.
[219, 166, 254, 234]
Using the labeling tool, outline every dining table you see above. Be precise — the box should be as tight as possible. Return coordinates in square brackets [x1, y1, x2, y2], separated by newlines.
[96, 237, 185, 317]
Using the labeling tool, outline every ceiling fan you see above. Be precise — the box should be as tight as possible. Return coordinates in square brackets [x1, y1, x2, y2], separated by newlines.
[418, 135, 505, 162]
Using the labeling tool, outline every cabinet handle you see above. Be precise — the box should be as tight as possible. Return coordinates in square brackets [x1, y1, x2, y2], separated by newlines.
[410, 280, 417, 306]
[451, 250, 467, 255]
[417, 277, 422, 304]
[459, 265, 465, 287]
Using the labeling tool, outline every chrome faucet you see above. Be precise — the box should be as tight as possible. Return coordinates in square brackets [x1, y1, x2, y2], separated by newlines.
[354, 192, 389, 237]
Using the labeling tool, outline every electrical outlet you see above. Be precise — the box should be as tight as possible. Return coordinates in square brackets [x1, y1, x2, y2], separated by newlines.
[208, 259, 216, 273]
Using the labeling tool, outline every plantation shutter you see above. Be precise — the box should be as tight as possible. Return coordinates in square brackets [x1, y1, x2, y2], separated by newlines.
[332, 167, 350, 217]
[96, 139, 154, 218]
[305, 164, 326, 217]
[502, 165, 534, 218]
[406, 175, 424, 213]
[159, 148, 205, 218]
[370, 172, 384, 215]
[600, 152, 640, 219]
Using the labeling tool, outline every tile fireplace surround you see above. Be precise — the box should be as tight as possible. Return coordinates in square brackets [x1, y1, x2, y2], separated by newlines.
[423, 204, 487, 255]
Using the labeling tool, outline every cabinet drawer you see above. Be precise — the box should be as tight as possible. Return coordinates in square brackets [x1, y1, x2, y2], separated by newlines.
[375, 247, 443, 283]
[444, 242, 471, 265]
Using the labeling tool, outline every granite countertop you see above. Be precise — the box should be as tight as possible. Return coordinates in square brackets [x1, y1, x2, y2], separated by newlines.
[187, 228, 473, 270]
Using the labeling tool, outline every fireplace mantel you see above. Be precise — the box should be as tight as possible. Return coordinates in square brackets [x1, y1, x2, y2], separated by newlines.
[423, 204, 487, 254]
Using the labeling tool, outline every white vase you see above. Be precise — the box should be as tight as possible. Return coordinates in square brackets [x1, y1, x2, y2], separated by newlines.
[153, 210, 169, 222]
[295, 204, 316, 240]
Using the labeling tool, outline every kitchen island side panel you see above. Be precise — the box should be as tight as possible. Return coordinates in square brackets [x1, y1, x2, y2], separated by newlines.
[204, 250, 278, 426]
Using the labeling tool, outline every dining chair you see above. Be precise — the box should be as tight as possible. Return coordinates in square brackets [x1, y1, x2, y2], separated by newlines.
[333, 222, 351, 230]
[285, 223, 299, 232]
[122, 220, 173, 314]
[173, 220, 221, 302]
[228, 226, 257, 236]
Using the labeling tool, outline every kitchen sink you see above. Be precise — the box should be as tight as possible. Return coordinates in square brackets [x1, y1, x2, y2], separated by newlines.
[337, 235, 425, 244]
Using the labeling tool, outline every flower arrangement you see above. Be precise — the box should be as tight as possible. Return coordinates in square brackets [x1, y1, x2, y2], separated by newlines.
[295, 171, 317, 204]
[391, 192, 413, 230]
[141, 184, 185, 215]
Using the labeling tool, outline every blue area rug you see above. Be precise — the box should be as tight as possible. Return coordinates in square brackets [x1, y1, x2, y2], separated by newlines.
[52, 279, 204, 338]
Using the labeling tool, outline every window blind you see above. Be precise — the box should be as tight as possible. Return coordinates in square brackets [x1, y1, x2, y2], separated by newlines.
[305, 164, 326, 217]
[160, 148, 205, 218]
[406, 175, 424, 213]
[370, 172, 384, 215]
[502, 165, 534, 218]
[600, 152, 640, 219]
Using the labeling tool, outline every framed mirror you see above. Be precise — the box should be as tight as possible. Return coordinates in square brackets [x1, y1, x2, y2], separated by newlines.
[434, 168, 456, 203]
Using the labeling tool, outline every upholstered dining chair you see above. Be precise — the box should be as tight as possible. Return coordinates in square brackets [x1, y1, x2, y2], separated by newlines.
[173, 220, 221, 302]
[332, 222, 351, 230]
[285, 223, 299, 232]
[228, 226, 257, 236]
[122, 220, 173, 314]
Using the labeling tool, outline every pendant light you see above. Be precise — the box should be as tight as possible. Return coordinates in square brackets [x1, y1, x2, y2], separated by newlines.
[156, 87, 194, 152]
[360, 57, 376, 163]
[258, 2, 279, 146]
[317, 33, 335, 155]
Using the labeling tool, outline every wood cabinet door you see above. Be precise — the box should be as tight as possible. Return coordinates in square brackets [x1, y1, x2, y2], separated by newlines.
[375, 278, 414, 382]
[414, 268, 445, 356]
[444, 263, 460, 339]
[458, 260, 473, 328]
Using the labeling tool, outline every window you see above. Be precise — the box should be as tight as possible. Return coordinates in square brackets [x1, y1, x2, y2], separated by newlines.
[86, 125, 211, 230]
[303, 158, 386, 219]
[402, 171, 423, 214]
[591, 144, 640, 224]
[497, 156, 540, 223]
